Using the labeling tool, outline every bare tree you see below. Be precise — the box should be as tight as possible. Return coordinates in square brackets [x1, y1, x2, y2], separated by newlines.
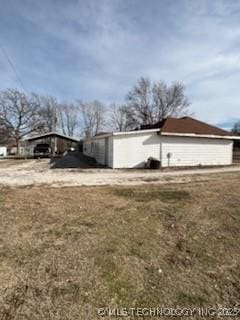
[0, 89, 42, 154]
[125, 77, 153, 128]
[36, 95, 58, 133]
[79, 100, 106, 137]
[152, 81, 190, 120]
[232, 121, 240, 135]
[125, 77, 190, 129]
[59, 103, 79, 137]
[109, 104, 128, 132]
[0, 124, 11, 144]
[35, 96, 79, 137]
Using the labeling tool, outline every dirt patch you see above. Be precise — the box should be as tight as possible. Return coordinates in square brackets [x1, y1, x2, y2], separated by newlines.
[0, 158, 240, 187]
[0, 175, 239, 319]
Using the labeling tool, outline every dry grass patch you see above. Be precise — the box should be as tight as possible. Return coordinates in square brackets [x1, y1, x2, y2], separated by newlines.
[0, 174, 239, 319]
[114, 188, 190, 202]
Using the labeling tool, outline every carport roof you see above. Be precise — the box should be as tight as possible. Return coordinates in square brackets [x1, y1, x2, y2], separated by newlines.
[23, 132, 79, 143]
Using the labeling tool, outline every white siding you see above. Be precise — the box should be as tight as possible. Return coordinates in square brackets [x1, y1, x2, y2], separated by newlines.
[83, 133, 233, 169]
[112, 132, 160, 168]
[108, 136, 113, 168]
[0, 147, 7, 157]
[161, 136, 233, 167]
[83, 138, 105, 165]
[83, 137, 113, 167]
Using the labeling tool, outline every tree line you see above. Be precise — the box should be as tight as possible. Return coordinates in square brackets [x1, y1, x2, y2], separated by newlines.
[0, 77, 192, 153]
[1, 76, 239, 154]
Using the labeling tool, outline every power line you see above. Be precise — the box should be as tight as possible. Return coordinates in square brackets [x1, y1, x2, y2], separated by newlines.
[0, 44, 27, 92]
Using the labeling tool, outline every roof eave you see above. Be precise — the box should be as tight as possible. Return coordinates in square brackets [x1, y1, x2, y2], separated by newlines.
[113, 128, 160, 136]
[83, 128, 161, 141]
[23, 131, 80, 143]
[160, 132, 236, 139]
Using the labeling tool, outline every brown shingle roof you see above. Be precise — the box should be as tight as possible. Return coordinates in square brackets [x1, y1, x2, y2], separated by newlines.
[139, 117, 231, 136]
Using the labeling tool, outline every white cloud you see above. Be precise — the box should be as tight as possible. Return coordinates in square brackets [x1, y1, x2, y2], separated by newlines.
[1, 0, 240, 126]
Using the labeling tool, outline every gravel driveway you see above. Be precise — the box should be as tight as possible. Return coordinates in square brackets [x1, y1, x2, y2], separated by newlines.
[0, 158, 240, 187]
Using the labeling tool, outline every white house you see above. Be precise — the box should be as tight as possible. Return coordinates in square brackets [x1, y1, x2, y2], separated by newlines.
[83, 117, 236, 168]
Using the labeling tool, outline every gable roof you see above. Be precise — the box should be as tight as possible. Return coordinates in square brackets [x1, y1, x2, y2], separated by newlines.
[138, 117, 232, 136]
[23, 132, 79, 143]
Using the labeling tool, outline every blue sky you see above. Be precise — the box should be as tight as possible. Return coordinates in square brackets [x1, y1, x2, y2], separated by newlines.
[0, 0, 240, 129]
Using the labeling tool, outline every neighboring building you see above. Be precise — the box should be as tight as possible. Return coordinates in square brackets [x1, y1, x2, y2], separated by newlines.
[23, 132, 79, 155]
[0, 146, 7, 157]
[83, 116, 238, 168]
[7, 144, 27, 156]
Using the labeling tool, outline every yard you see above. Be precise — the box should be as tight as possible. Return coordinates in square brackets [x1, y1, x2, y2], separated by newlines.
[1, 158, 240, 187]
[0, 172, 239, 319]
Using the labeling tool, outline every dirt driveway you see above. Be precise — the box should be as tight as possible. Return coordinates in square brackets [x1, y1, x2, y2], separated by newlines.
[1, 158, 240, 187]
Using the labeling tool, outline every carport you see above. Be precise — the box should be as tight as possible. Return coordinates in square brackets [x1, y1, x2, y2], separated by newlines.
[24, 132, 79, 156]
